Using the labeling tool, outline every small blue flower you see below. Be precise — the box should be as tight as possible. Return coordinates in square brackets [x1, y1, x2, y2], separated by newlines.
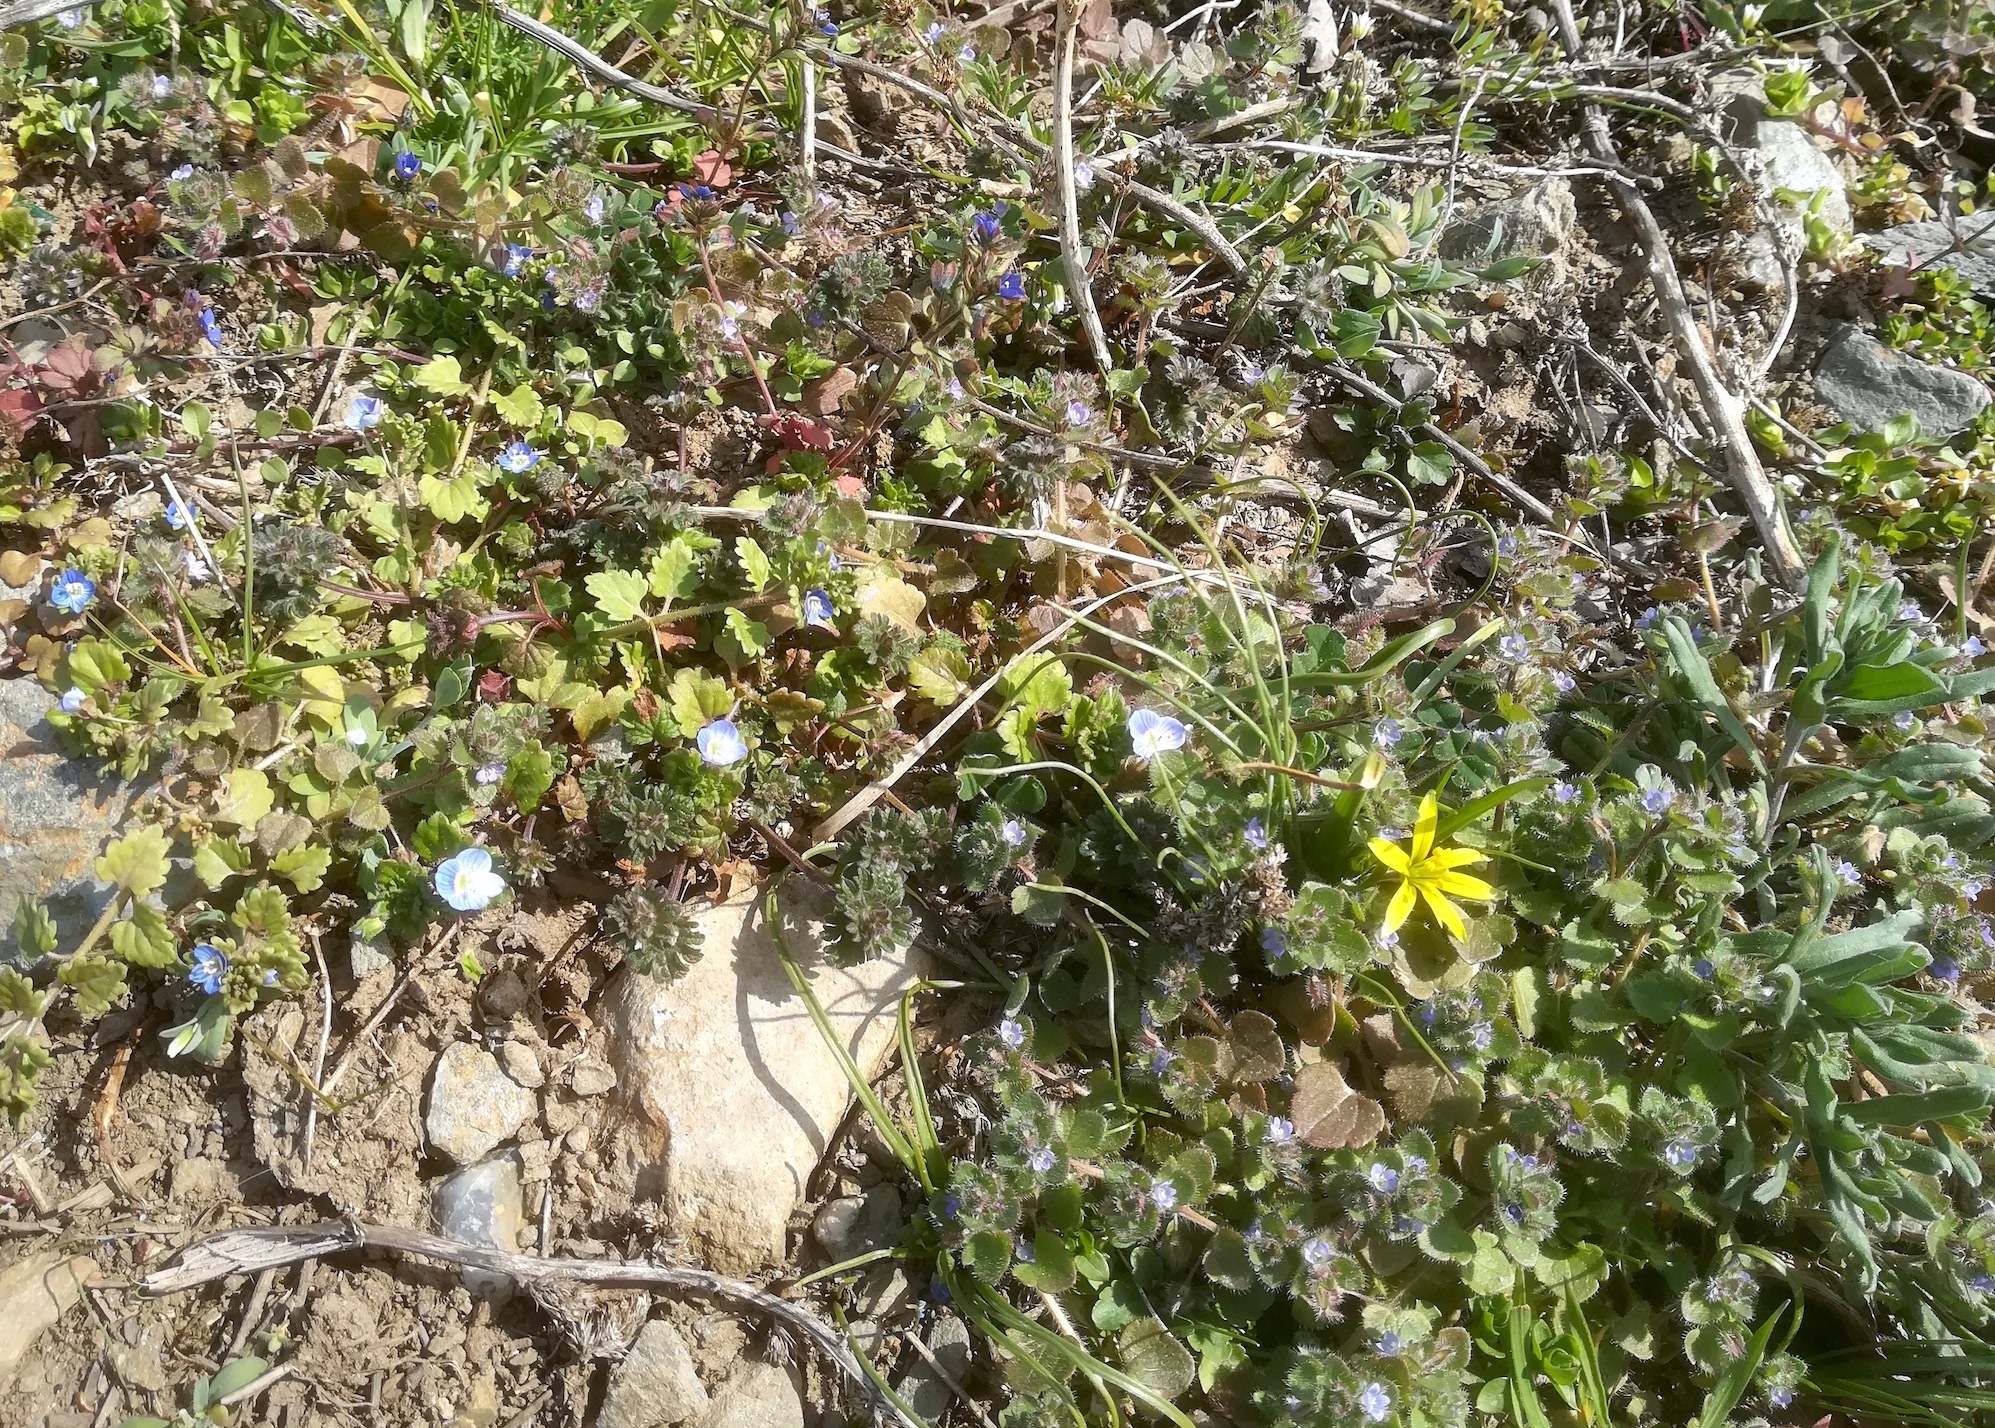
[802, 589, 835, 627]
[1551, 780, 1579, 804]
[57, 687, 86, 714]
[345, 393, 385, 431]
[1244, 817, 1268, 850]
[436, 847, 506, 912]
[1469, 1021, 1493, 1051]
[1932, 955, 1960, 983]
[151, 73, 172, 98]
[1498, 632, 1530, 661]
[1264, 1116, 1294, 1143]
[1966, 636, 1987, 658]
[923, 19, 944, 40]
[1126, 708, 1188, 761]
[1373, 716, 1402, 748]
[584, 191, 606, 224]
[1358, 1382, 1392, 1423]
[199, 308, 224, 349]
[497, 441, 541, 474]
[997, 1017, 1025, 1047]
[169, 163, 193, 180]
[1974, 1272, 1995, 1293]
[1064, 399, 1091, 426]
[1260, 927, 1288, 955]
[1149, 1178, 1178, 1212]
[165, 499, 192, 530]
[1073, 160, 1095, 191]
[781, 210, 804, 236]
[1496, 532, 1521, 558]
[941, 1194, 960, 1219]
[1027, 1145, 1055, 1173]
[502, 243, 532, 276]
[1829, 858, 1861, 887]
[189, 943, 228, 995]
[1501, 1201, 1525, 1225]
[1404, 1154, 1427, 1174]
[1640, 787, 1673, 816]
[1001, 818, 1028, 849]
[1634, 606, 1658, 630]
[1694, 958, 1715, 980]
[474, 762, 504, 786]
[996, 270, 1025, 301]
[1366, 1163, 1399, 1194]
[49, 568, 95, 614]
[1965, 880, 1984, 900]
[1301, 1237, 1335, 1267]
[1150, 1047, 1174, 1076]
[393, 150, 422, 180]
[1376, 1331, 1403, 1356]
[1551, 670, 1576, 693]
[1663, 1141, 1699, 1170]
[957, 41, 976, 61]
[1893, 710, 1917, 731]
[1769, 1387, 1793, 1409]
[818, 18, 838, 34]
[1376, 928, 1400, 951]
[696, 718, 749, 767]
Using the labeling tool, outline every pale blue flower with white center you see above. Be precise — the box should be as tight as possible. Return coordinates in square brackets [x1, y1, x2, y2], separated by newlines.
[1358, 1381, 1391, 1423]
[346, 725, 370, 747]
[1967, 636, 1988, 658]
[497, 441, 540, 474]
[184, 551, 210, 582]
[1028, 1146, 1055, 1173]
[1663, 1141, 1698, 1170]
[696, 718, 748, 767]
[474, 762, 504, 785]
[802, 589, 835, 627]
[1301, 1237, 1334, 1267]
[1366, 1162, 1399, 1194]
[1975, 1272, 1995, 1294]
[56, 8, 82, 25]
[1836, 859, 1860, 886]
[152, 73, 172, 98]
[50, 568, 94, 614]
[923, 19, 943, 40]
[1496, 532, 1521, 558]
[165, 500, 193, 530]
[1965, 880, 1984, 900]
[169, 163, 193, 181]
[1893, 710, 1916, 731]
[1373, 716, 1402, 748]
[435, 846, 506, 912]
[1074, 161, 1095, 190]
[1469, 1021, 1493, 1051]
[1001, 818, 1027, 848]
[1640, 787, 1672, 816]
[998, 1017, 1025, 1047]
[1244, 817, 1268, 850]
[1769, 1387, 1792, 1409]
[584, 191, 606, 224]
[1499, 632, 1530, 661]
[1404, 1154, 1428, 1174]
[1064, 399, 1091, 426]
[345, 393, 385, 431]
[1265, 1116, 1294, 1143]
[1149, 1178, 1178, 1212]
[1551, 670, 1576, 693]
[958, 41, 976, 61]
[996, 271, 1025, 301]
[189, 943, 227, 994]
[1376, 1331, 1403, 1356]
[502, 243, 531, 276]
[1376, 928, 1399, 951]
[1261, 927, 1287, 955]
[1127, 708, 1188, 761]
[58, 687, 85, 714]
[1551, 780, 1579, 804]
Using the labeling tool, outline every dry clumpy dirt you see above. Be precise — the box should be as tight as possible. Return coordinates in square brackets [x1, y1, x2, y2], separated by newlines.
[0, 883, 972, 1428]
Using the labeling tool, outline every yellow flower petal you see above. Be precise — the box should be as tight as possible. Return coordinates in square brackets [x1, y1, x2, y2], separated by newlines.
[1412, 792, 1439, 861]
[1382, 880, 1418, 934]
[1368, 837, 1411, 874]
[1436, 870, 1496, 901]
[1425, 847, 1487, 870]
[1419, 883, 1467, 939]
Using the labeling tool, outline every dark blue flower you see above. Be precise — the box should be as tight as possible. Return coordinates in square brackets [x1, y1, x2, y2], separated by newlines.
[996, 270, 1025, 301]
[199, 308, 223, 349]
[502, 243, 531, 276]
[49, 567, 95, 614]
[393, 150, 421, 180]
[971, 209, 1002, 243]
[189, 943, 227, 995]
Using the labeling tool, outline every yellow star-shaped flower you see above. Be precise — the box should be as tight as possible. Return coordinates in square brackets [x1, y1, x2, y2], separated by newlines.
[1368, 792, 1496, 940]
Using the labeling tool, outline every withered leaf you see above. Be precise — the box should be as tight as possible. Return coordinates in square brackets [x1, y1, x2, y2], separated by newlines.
[1291, 1061, 1385, 1149]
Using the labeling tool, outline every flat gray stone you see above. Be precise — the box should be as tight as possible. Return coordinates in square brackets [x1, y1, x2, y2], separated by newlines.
[1814, 323, 1991, 438]
[608, 885, 928, 1275]
[1750, 119, 1849, 233]
[812, 1185, 903, 1263]
[433, 1152, 524, 1294]
[426, 1043, 536, 1164]
[851, 1263, 909, 1320]
[599, 1320, 708, 1428]
[1439, 179, 1574, 270]
[892, 1313, 971, 1423]
[698, 1359, 802, 1428]
[0, 681, 139, 958]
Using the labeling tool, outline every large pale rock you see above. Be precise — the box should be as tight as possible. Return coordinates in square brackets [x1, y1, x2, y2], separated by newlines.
[0, 1254, 96, 1389]
[1814, 323, 1991, 438]
[426, 1043, 537, 1164]
[599, 1320, 708, 1428]
[433, 1152, 525, 1294]
[609, 885, 928, 1275]
[894, 1313, 971, 1423]
[1438, 179, 1574, 271]
[1750, 118, 1850, 233]
[698, 1359, 803, 1428]
[0, 680, 137, 957]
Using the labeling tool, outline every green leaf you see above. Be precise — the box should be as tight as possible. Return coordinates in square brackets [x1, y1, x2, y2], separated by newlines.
[718, 607, 772, 664]
[1091, 1278, 1145, 1334]
[233, 882, 290, 935]
[504, 743, 556, 813]
[1118, 1319, 1196, 1401]
[11, 900, 56, 958]
[59, 953, 127, 1016]
[1012, 1230, 1077, 1293]
[648, 534, 706, 603]
[212, 768, 275, 828]
[96, 826, 171, 897]
[1693, 1309, 1784, 1428]
[271, 843, 332, 893]
[1657, 615, 1764, 772]
[109, 902, 177, 968]
[66, 637, 131, 693]
[192, 835, 255, 889]
[491, 383, 545, 428]
[735, 537, 772, 592]
[419, 468, 490, 524]
[586, 570, 650, 623]
[207, 1357, 269, 1400]
[411, 354, 471, 397]
[963, 1228, 1012, 1284]
[909, 646, 973, 704]
[667, 668, 732, 735]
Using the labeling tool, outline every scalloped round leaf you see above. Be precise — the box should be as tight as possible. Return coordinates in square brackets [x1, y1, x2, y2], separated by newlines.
[1291, 1060, 1386, 1149]
[1223, 1010, 1286, 1082]
[1118, 1318, 1195, 1402]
